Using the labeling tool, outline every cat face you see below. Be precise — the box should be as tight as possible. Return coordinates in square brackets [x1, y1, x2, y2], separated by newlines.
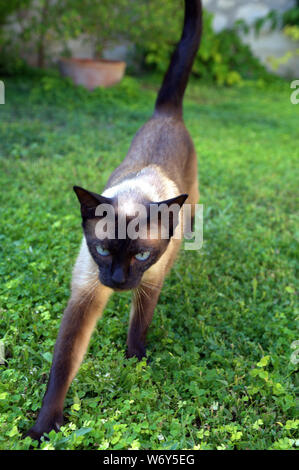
[73, 186, 187, 290]
[85, 232, 167, 290]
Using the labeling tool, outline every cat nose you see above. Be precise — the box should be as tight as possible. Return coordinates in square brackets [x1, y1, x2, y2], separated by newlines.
[111, 266, 126, 285]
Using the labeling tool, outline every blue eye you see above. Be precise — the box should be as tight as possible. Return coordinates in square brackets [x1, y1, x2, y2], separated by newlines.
[96, 245, 110, 256]
[135, 251, 150, 261]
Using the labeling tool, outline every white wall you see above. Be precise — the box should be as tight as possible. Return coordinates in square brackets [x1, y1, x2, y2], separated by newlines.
[202, 0, 299, 78]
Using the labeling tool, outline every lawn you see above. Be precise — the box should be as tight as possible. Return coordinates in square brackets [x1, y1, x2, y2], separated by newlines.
[0, 73, 298, 450]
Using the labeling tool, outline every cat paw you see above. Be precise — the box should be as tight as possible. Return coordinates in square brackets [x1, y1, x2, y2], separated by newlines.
[126, 345, 146, 361]
[25, 415, 63, 442]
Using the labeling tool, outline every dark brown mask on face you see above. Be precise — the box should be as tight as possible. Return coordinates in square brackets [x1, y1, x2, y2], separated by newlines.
[73, 185, 187, 290]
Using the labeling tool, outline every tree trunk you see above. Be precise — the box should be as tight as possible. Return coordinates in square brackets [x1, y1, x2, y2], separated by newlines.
[37, 0, 50, 68]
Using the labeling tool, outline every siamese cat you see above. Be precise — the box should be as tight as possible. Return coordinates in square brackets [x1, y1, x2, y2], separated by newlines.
[27, 0, 202, 441]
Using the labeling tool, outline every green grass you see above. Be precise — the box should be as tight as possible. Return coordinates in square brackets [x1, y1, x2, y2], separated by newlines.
[0, 73, 298, 450]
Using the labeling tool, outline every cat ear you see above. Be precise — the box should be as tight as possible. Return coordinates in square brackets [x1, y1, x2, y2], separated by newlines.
[150, 193, 188, 238]
[73, 186, 112, 218]
[156, 194, 188, 209]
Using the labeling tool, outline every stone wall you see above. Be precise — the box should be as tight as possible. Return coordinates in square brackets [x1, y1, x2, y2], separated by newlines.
[203, 0, 295, 31]
[202, 0, 298, 77]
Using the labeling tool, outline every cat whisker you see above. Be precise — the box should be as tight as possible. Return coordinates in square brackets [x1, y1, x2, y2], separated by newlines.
[77, 278, 99, 306]
[141, 280, 161, 292]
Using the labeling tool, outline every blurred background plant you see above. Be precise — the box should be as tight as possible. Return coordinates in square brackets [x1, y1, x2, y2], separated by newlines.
[0, 0, 297, 85]
[0, 0, 71, 73]
[142, 8, 268, 86]
[252, 0, 299, 71]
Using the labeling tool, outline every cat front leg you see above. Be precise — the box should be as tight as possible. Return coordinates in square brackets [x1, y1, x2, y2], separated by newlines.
[127, 281, 162, 360]
[26, 283, 111, 441]
[126, 239, 181, 361]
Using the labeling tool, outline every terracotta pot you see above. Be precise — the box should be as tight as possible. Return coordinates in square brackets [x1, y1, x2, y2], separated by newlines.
[58, 57, 126, 90]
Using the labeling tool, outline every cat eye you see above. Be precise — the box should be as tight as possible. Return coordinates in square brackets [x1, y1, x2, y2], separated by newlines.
[96, 245, 110, 257]
[135, 251, 150, 261]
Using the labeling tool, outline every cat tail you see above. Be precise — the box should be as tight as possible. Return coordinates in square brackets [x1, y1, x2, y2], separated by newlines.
[154, 0, 202, 118]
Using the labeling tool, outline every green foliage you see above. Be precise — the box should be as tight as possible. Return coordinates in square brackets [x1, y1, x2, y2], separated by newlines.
[268, 28, 299, 71]
[253, 2, 299, 71]
[29, 73, 142, 110]
[282, 1, 299, 27]
[62, 0, 140, 56]
[134, 1, 183, 70]
[0, 0, 31, 26]
[0, 74, 298, 450]
[0, 0, 31, 74]
[143, 8, 271, 85]
[253, 2, 299, 34]
[0, 0, 184, 69]
[0, 0, 270, 85]
[0, 0, 86, 69]
[284, 24, 299, 41]
[194, 25, 271, 84]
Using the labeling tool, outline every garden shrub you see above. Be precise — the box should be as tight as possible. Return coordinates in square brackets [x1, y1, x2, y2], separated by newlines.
[142, 8, 272, 85]
[0, 0, 272, 85]
[253, 1, 299, 71]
